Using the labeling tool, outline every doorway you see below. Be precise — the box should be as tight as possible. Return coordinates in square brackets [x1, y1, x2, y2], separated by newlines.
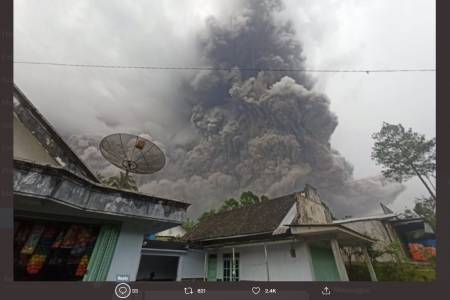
[310, 242, 341, 281]
[136, 255, 179, 281]
[207, 254, 217, 281]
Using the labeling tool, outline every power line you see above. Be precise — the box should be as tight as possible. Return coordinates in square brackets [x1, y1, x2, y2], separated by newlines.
[13, 60, 436, 73]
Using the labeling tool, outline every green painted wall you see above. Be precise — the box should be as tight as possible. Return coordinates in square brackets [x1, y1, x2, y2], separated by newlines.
[310, 244, 341, 281]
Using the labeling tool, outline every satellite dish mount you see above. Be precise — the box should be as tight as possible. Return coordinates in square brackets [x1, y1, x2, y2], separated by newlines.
[99, 133, 166, 180]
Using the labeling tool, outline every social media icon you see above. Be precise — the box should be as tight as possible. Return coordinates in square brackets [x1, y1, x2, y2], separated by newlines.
[115, 282, 132, 299]
[321, 286, 331, 296]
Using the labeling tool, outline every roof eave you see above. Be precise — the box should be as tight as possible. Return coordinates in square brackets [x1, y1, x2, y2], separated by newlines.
[14, 159, 190, 223]
[288, 224, 376, 245]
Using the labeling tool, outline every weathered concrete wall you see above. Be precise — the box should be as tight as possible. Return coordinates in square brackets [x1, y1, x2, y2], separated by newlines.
[179, 249, 206, 280]
[341, 220, 394, 261]
[207, 241, 314, 281]
[342, 220, 391, 244]
[13, 160, 189, 224]
[296, 186, 332, 225]
[13, 113, 58, 166]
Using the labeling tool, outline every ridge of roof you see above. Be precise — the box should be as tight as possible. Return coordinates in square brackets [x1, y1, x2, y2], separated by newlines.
[13, 84, 99, 182]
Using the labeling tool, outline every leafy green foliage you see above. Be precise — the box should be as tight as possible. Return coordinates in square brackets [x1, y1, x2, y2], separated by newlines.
[239, 191, 260, 207]
[371, 122, 436, 199]
[348, 242, 436, 281]
[413, 196, 436, 231]
[220, 198, 240, 212]
[198, 191, 268, 222]
[198, 209, 217, 223]
[100, 171, 138, 191]
[374, 262, 435, 282]
[347, 262, 435, 282]
[372, 242, 434, 281]
[181, 219, 196, 233]
[341, 246, 363, 267]
[399, 196, 436, 231]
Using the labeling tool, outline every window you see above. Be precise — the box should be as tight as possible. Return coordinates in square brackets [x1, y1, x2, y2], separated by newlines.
[223, 253, 239, 281]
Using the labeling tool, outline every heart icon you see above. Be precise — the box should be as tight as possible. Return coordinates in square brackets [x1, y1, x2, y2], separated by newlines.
[251, 287, 261, 295]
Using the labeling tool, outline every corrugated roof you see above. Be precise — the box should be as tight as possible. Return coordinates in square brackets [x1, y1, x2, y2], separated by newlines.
[185, 194, 297, 241]
[332, 213, 398, 224]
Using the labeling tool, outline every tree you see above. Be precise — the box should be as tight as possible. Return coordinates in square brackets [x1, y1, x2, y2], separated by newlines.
[413, 196, 436, 231]
[371, 122, 436, 200]
[101, 171, 138, 191]
[198, 209, 217, 223]
[239, 191, 261, 207]
[198, 191, 265, 222]
[181, 219, 196, 233]
[220, 198, 240, 212]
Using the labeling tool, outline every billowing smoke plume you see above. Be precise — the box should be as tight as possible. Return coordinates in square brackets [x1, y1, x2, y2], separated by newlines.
[68, 0, 404, 217]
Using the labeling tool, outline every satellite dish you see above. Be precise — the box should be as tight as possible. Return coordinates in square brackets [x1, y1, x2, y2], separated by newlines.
[99, 133, 166, 177]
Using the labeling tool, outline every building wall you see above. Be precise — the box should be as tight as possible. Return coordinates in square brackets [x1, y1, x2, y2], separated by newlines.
[107, 222, 146, 281]
[179, 249, 206, 280]
[207, 241, 314, 281]
[295, 186, 332, 225]
[13, 113, 58, 166]
[341, 220, 394, 261]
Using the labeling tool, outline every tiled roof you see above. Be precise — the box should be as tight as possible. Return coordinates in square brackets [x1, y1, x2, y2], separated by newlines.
[185, 194, 297, 241]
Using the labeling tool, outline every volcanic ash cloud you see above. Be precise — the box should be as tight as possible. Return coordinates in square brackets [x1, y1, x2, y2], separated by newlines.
[71, 0, 405, 217]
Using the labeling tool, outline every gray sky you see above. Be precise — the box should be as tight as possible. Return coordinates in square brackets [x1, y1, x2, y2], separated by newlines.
[14, 0, 435, 214]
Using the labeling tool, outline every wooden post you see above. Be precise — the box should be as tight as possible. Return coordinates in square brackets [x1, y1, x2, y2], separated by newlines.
[363, 246, 378, 282]
[264, 243, 270, 281]
[330, 239, 349, 281]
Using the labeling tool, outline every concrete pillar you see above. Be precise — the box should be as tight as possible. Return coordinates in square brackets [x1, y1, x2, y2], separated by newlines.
[263, 243, 270, 281]
[203, 252, 208, 282]
[176, 255, 183, 282]
[363, 246, 378, 282]
[232, 247, 236, 281]
[330, 239, 349, 281]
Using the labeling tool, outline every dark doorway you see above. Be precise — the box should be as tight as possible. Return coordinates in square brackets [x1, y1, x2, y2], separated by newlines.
[136, 255, 179, 281]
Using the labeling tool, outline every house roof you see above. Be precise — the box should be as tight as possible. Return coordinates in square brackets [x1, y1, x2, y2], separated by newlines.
[184, 194, 297, 242]
[13, 84, 99, 182]
[332, 213, 398, 225]
[14, 159, 190, 227]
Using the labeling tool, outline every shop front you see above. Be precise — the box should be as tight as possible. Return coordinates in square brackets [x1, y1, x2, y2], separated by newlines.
[14, 214, 125, 281]
[12, 159, 190, 282]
